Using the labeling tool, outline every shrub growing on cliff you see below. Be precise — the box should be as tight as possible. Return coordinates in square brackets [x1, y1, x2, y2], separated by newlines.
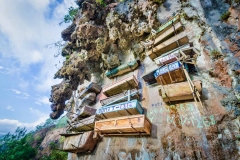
[59, 7, 78, 25]
[96, 0, 106, 6]
[220, 11, 231, 21]
[211, 49, 222, 60]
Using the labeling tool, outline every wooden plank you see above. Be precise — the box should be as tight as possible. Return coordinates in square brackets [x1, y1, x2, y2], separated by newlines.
[59, 132, 83, 137]
[96, 100, 144, 119]
[70, 115, 100, 132]
[94, 115, 151, 136]
[147, 32, 189, 60]
[79, 82, 102, 99]
[151, 22, 183, 47]
[100, 89, 140, 106]
[159, 80, 202, 102]
[62, 131, 100, 153]
[102, 75, 139, 97]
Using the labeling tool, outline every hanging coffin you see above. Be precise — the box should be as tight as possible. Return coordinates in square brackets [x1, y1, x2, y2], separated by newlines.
[154, 61, 186, 85]
[79, 82, 102, 99]
[94, 115, 151, 136]
[154, 44, 191, 65]
[147, 31, 189, 60]
[100, 89, 140, 106]
[96, 100, 144, 119]
[159, 80, 202, 102]
[70, 115, 100, 132]
[70, 106, 97, 123]
[106, 60, 140, 78]
[102, 75, 138, 97]
[60, 131, 100, 153]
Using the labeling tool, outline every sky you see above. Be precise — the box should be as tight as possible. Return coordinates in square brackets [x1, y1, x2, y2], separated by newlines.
[0, 0, 77, 135]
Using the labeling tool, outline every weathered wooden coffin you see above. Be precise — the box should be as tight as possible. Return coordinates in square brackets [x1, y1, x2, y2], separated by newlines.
[102, 75, 139, 97]
[154, 61, 186, 85]
[61, 131, 100, 153]
[150, 22, 184, 48]
[154, 44, 190, 65]
[100, 89, 140, 106]
[106, 60, 140, 78]
[79, 82, 102, 99]
[96, 100, 144, 119]
[70, 106, 97, 122]
[95, 115, 151, 136]
[79, 106, 97, 118]
[70, 115, 100, 131]
[147, 31, 189, 60]
[159, 80, 202, 102]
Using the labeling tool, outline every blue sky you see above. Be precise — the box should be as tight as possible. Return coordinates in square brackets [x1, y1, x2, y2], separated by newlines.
[0, 0, 76, 134]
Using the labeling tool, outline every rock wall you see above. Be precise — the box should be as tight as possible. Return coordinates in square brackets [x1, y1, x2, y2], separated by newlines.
[49, 0, 240, 159]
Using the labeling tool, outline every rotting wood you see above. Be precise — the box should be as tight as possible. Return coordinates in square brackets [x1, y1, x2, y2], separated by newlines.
[102, 75, 139, 97]
[100, 89, 140, 106]
[147, 32, 189, 60]
[159, 80, 202, 102]
[70, 106, 97, 123]
[94, 115, 151, 136]
[69, 115, 100, 132]
[96, 100, 144, 119]
[61, 131, 100, 153]
[106, 60, 140, 78]
[78, 82, 102, 99]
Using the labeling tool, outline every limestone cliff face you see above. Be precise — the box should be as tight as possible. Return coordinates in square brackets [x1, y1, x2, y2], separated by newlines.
[49, 0, 239, 159]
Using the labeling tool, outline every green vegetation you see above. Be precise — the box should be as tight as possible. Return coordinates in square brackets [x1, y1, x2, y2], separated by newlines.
[220, 11, 231, 21]
[210, 49, 222, 60]
[96, 0, 106, 6]
[0, 127, 37, 160]
[59, 6, 78, 25]
[41, 142, 68, 160]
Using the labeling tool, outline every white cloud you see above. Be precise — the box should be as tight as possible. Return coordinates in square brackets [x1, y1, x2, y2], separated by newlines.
[0, 109, 49, 134]
[6, 105, 14, 111]
[9, 89, 30, 100]
[0, 65, 10, 74]
[35, 95, 51, 105]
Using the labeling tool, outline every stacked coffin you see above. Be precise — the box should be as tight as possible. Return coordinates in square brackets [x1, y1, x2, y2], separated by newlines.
[95, 75, 151, 136]
[141, 14, 202, 103]
[61, 82, 102, 153]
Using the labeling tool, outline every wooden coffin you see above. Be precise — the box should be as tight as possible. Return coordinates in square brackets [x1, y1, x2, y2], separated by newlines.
[96, 100, 144, 119]
[154, 44, 190, 65]
[159, 80, 202, 102]
[70, 115, 100, 131]
[150, 22, 184, 48]
[61, 131, 100, 153]
[71, 106, 97, 122]
[102, 75, 138, 97]
[95, 115, 151, 136]
[147, 31, 189, 60]
[100, 89, 140, 106]
[154, 61, 186, 85]
[79, 82, 102, 99]
[79, 106, 96, 118]
[106, 60, 140, 78]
